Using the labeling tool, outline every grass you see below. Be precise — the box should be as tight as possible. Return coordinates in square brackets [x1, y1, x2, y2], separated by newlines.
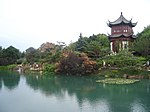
[0, 64, 17, 70]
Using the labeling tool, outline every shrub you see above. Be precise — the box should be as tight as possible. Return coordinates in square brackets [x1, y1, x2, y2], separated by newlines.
[120, 67, 150, 76]
[0, 64, 17, 70]
[43, 64, 55, 76]
[97, 51, 147, 68]
[55, 51, 98, 75]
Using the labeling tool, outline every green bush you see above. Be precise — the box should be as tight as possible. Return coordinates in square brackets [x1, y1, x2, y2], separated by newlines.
[97, 51, 147, 68]
[98, 69, 120, 78]
[43, 64, 55, 76]
[120, 67, 150, 77]
[0, 64, 17, 70]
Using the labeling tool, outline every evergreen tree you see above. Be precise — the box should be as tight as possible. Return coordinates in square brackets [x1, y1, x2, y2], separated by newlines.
[133, 26, 150, 57]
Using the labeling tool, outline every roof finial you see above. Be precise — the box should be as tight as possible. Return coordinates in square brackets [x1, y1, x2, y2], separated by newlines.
[121, 12, 122, 15]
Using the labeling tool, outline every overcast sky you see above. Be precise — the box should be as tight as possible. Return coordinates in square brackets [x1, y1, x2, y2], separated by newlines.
[0, 0, 150, 51]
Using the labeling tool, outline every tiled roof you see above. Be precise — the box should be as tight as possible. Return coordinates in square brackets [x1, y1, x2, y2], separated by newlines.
[108, 12, 137, 27]
[108, 33, 136, 38]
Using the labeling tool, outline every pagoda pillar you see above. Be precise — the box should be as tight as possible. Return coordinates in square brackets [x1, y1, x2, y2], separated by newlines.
[122, 41, 125, 50]
[110, 42, 113, 52]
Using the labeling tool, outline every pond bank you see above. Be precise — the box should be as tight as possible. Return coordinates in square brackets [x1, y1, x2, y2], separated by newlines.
[1, 64, 150, 79]
[98, 67, 150, 79]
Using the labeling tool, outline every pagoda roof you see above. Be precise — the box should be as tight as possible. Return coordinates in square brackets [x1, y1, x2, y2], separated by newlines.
[108, 33, 136, 38]
[108, 12, 137, 27]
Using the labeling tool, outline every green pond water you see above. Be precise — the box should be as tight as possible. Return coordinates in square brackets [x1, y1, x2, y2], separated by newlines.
[0, 71, 150, 112]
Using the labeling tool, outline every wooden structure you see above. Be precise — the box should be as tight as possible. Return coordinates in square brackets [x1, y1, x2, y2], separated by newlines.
[107, 12, 137, 53]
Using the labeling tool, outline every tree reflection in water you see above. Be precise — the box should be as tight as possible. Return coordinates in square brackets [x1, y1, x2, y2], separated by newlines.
[26, 75, 150, 112]
[0, 71, 20, 90]
[0, 76, 2, 90]
[0, 72, 150, 112]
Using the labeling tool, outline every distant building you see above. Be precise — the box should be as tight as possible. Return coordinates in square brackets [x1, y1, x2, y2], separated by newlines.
[107, 12, 137, 53]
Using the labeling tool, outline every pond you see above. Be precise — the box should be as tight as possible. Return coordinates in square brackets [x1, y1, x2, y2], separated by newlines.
[0, 71, 150, 112]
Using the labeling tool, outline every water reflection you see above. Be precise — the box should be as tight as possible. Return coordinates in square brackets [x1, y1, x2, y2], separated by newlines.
[131, 100, 146, 112]
[0, 72, 150, 112]
[80, 99, 111, 112]
[0, 76, 2, 90]
[0, 71, 20, 90]
[26, 75, 64, 97]
[25, 75, 150, 112]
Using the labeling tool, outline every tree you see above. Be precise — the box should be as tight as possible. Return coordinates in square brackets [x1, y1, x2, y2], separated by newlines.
[87, 34, 110, 58]
[5, 46, 21, 59]
[75, 36, 89, 52]
[73, 34, 110, 58]
[25, 50, 40, 64]
[26, 47, 36, 54]
[0, 46, 21, 65]
[0, 46, 2, 58]
[86, 41, 101, 58]
[66, 42, 76, 51]
[55, 51, 98, 75]
[133, 26, 150, 57]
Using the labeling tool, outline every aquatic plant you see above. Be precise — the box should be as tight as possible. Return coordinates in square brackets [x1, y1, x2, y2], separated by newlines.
[96, 78, 139, 85]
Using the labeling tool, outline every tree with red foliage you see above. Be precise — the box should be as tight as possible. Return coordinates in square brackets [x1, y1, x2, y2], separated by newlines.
[55, 51, 98, 75]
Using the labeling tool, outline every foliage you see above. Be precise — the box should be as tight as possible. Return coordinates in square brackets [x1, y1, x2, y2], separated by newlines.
[66, 42, 76, 51]
[75, 36, 89, 52]
[0, 46, 21, 66]
[25, 48, 40, 64]
[25, 43, 63, 64]
[43, 64, 55, 75]
[97, 50, 146, 68]
[73, 34, 110, 58]
[113, 40, 120, 53]
[55, 51, 98, 75]
[1, 29, 149, 78]
[132, 25, 150, 57]
[49, 51, 61, 63]
[0, 64, 17, 70]
[98, 66, 150, 78]
[120, 67, 150, 77]
[98, 69, 120, 78]
[26, 47, 36, 54]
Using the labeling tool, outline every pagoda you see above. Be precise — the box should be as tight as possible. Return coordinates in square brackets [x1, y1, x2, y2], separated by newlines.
[107, 12, 137, 53]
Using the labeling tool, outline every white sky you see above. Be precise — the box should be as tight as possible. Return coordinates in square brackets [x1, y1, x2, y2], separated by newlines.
[0, 0, 150, 51]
